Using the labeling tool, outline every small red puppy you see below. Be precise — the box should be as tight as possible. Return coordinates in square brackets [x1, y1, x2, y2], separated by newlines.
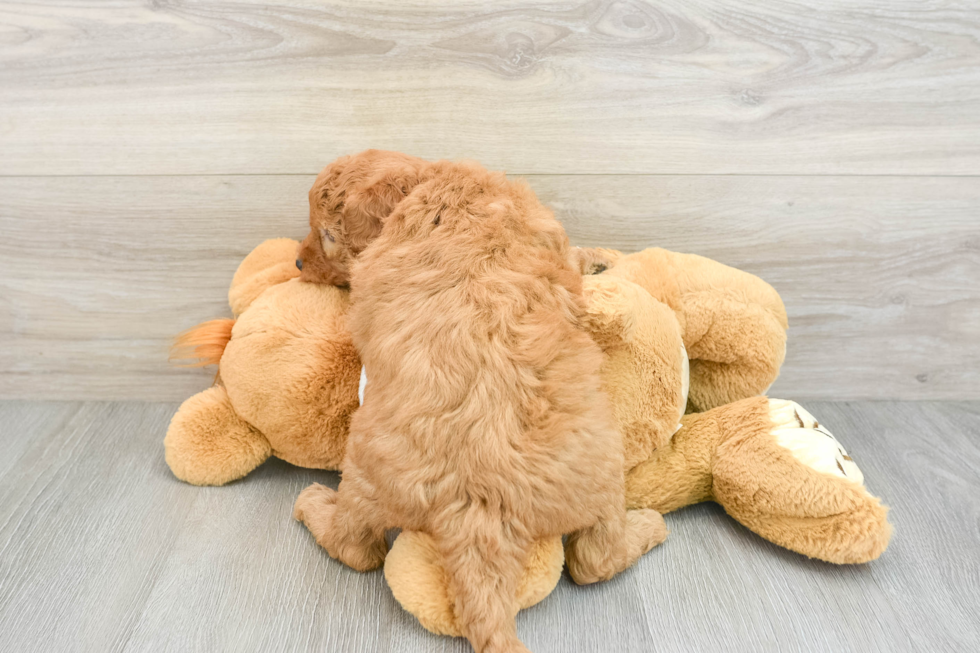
[294, 153, 665, 653]
[296, 150, 614, 284]
[296, 149, 429, 286]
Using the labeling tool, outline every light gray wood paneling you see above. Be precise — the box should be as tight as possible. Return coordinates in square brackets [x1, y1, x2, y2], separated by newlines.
[2, 174, 977, 401]
[535, 175, 980, 402]
[1, 0, 979, 175]
[0, 400, 977, 652]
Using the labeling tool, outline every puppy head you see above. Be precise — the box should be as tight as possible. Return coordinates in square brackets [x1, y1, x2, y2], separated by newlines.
[297, 150, 427, 286]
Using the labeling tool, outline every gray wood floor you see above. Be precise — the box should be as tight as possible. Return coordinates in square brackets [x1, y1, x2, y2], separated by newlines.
[0, 400, 977, 652]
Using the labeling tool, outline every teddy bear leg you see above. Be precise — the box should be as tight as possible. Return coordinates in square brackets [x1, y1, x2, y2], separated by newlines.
[627, 397, 891, 563]
[384, 533, 564, 638]
[564, 505, 667, 585]
[711, 398, 892, 563]
[293, 465, 388, 572]
[164, 386, 272, 486]
[624, 407, 724, 513]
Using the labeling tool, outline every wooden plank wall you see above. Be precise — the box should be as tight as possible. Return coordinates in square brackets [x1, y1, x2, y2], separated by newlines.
[1, 0, 978, 401]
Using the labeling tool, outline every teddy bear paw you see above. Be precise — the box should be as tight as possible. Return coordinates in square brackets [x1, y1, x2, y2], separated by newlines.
[768, 399, 864, 484]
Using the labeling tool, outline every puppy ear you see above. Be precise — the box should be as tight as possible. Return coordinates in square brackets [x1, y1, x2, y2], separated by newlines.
[343, 167, 421, 251]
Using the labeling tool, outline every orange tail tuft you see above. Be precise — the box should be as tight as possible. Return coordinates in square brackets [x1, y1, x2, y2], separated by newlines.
[170, 318, 236, 367]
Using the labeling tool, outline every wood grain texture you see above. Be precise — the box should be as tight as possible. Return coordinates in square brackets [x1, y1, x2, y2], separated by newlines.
[2, 174, 977, 401]
[1, 0, 979, 175]
[0, 400, 977, 652]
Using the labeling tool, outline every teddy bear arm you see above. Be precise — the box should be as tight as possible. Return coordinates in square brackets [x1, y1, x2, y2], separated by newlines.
[164, 385, 272, 485]
[228, 238, 302, 315]
[667, 252, 787, 412]
[681, 291, 787, 412]
[605, 249, 787, 412]
[583, 275, 689, 468]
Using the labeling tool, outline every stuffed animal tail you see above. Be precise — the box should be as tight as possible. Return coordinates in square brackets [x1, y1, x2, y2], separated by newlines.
[436, 511, 531, 653]
[170, 318, 236, 367]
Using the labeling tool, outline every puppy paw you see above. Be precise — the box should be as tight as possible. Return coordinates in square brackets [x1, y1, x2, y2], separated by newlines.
[626, 508, 668, 559]
[293, 483, 338, 537]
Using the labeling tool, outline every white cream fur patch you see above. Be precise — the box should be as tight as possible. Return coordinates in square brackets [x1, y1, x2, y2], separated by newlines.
[768, 399, 864, 485]
[358, 366, 368, 406]
[675, 342, 690, 434]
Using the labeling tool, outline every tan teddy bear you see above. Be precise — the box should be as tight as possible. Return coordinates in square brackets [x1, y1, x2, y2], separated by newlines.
[165, 239, 891, 637]
[165, 238, 357, 485]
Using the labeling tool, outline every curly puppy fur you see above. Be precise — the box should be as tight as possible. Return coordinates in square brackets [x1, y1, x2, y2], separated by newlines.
[294, 158, 664, 653]
[296, 149, 615, 286]
[297, 150, 428, 286]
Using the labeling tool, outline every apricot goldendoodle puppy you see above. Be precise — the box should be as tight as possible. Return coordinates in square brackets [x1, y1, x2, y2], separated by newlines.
[294, 157, 665, 653]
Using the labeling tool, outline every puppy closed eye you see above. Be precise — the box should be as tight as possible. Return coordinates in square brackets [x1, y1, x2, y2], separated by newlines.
[320, 227, 337, 253]
[433, 213, 441, 226]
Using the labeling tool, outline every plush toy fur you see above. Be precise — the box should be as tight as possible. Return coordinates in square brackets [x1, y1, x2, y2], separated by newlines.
[166, 239, 359, 485]
[165, 237, 891, 637]
[626, 397, 889, 564]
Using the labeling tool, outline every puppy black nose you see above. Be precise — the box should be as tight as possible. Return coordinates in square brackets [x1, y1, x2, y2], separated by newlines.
[295, 258, 303, 271]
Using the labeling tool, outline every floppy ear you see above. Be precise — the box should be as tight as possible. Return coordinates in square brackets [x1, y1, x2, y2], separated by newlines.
[342, 167, 422, 252]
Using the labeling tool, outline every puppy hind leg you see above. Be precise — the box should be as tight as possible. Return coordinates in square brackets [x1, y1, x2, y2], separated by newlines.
[565, 505, 667, 585]
[293, 468, 388, 572]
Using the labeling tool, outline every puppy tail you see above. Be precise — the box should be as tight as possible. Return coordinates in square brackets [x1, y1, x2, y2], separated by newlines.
[436, 511, 531, 653]
[169, 318, 236, 367]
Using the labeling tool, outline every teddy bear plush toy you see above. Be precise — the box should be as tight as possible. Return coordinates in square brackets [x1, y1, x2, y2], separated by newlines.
[165, 238, 359, 485]
[165, 238, 891, 637]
